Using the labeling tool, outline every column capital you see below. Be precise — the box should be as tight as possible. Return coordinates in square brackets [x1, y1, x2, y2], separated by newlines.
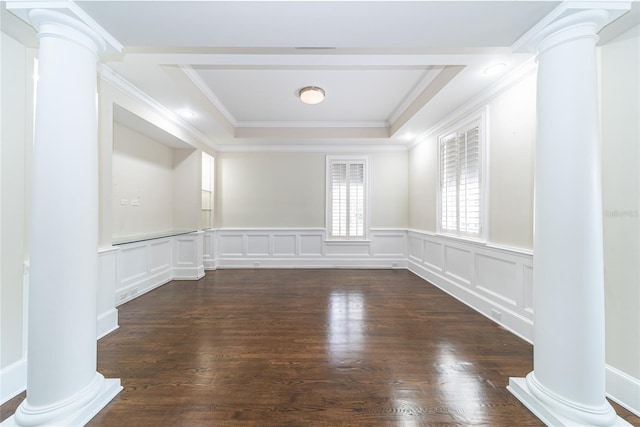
[28, 8, 106, 57]
[6, 1, 122, 55]
[512, 1, 631, 54]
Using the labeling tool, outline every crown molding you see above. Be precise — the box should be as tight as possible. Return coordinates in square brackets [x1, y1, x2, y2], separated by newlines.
[409, 57, 537, 148]
[180, 65, 237, 128]
[215, 143, 407, 153]
[98, 64, 218, 150]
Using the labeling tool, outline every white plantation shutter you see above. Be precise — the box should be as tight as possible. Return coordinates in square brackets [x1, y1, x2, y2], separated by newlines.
[329, 159, 366, 239]
[439, 121, 482, 236]
[331, 162, 347, 237]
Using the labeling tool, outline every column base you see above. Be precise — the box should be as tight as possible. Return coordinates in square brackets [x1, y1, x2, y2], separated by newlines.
[1, 376, 122, 427]
[508, 376, 631, 427]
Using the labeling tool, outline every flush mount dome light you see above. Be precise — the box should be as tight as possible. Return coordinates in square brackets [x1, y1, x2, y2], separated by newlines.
[299, 86, 325, 105]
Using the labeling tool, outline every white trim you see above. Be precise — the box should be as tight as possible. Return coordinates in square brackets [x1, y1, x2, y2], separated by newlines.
[0, 359, 27, 405]
[96, 309, 119, 340]
[606, 364, 640, 417]
[180, 65, 237, 127]
[236, 120, 389, 129]
[97, 64, 216, 150]
[114, 231, 205, 305]
[507, 376, 632, 427]
[411, 58, 537, 148]
[212, 228, 407, 269]
[407, 229, 534, 343]
[215, 144, 407, 153]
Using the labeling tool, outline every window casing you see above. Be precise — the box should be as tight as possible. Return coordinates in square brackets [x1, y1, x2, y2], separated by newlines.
[326, 156, 369, 240]
[438, 116, 485, 239]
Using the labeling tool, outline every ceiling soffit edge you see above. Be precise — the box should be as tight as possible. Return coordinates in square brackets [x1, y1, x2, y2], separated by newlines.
[98, 64, 217, 150]
[410, 57, 538, 149]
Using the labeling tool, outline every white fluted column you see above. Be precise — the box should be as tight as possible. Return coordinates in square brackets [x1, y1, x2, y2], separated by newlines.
[2, 9, 121, 427]
[508, 8, 630, 427]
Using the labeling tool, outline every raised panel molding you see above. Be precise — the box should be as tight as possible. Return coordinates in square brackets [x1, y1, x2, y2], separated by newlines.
[97, 247, 119, 339]
[210, 228, 406, 268]
[444, 245, 473, 285]
[247, 235, 270, 256]
[475, 254, 518, 307]
[273, 234, 296, 256]
[423, 240, 443, 271]
[407, 230, 534, 343]
[114, 231, 204, 305]
[300, 234, 323, 256]
[408, 235, 423, 263]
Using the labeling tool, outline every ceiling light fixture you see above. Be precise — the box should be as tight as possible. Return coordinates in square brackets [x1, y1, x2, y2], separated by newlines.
[299, 86, 325, 105]
[483, 63, 507, 77]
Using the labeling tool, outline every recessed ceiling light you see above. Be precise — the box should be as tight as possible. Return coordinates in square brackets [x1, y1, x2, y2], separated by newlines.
[483, 63, 507, 77]
[178, 109, 196, 119]
[299, 86, 325, 105]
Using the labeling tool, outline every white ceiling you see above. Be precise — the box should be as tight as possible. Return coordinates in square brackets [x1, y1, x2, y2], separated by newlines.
[4, 1, 639, 149]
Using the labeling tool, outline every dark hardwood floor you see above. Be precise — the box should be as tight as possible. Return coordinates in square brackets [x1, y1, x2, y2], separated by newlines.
[2, 269, 638, 426]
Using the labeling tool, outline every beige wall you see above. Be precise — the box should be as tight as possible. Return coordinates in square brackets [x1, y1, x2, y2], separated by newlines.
[1, 32, 29, 369]
[97, 81, 217, 246]
[112, 123, 175, 238]
[216, 150, 408, 229]
[370, 150, 409, 229]
[216, 151, 326, 228]
[173, 148, 201, 231]
[487, 75, 536, 249]
[601, 25, 640, 381]
[407, 74, 536, 250]
[408, 136, 438, 232]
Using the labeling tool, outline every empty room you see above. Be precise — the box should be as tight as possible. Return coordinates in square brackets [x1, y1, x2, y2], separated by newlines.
[1, 1, 639, 426]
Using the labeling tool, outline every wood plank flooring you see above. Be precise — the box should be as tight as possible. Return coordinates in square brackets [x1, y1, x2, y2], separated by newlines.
[2, 269, 639, 426]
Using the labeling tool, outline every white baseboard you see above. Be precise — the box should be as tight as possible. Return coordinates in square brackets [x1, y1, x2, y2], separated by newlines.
[216, 257, 407, 269]
[0, 359, 26, 405]
[173, 265, 205, 280]
[96, 308, 119, 340]
[116, 270, 172, 306]
[607, 364, 640, 417]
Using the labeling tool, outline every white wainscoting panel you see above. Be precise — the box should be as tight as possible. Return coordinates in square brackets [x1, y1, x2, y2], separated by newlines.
[424, 240, 443, 271]
[173, 232, 205, 280]
[0, 359, 27, 405]
[300, 233, 323, 256]
[444, 245, 473, 285]
[273, 234, 296, 256]
[523, 265, 534, 314]
[97, 247, 119, 339]
[606, 364, 640, 417]
[371, 232, 406, 257]
[114, 231, 204, 305]
[408, 235, 423, 263]
[476, 254, 518, 307]
[247, 235, 270, 256]
[203, 229, 216, 270]
[219, 234, 244, 257]
[212, 228, 407, 269]
[408, 230, 534, 343]
[149, 240, 171, 273]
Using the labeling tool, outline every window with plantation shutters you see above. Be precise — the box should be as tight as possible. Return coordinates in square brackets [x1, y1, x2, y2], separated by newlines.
[327, 156, 368, 239]
[439, 119, 483, 237]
